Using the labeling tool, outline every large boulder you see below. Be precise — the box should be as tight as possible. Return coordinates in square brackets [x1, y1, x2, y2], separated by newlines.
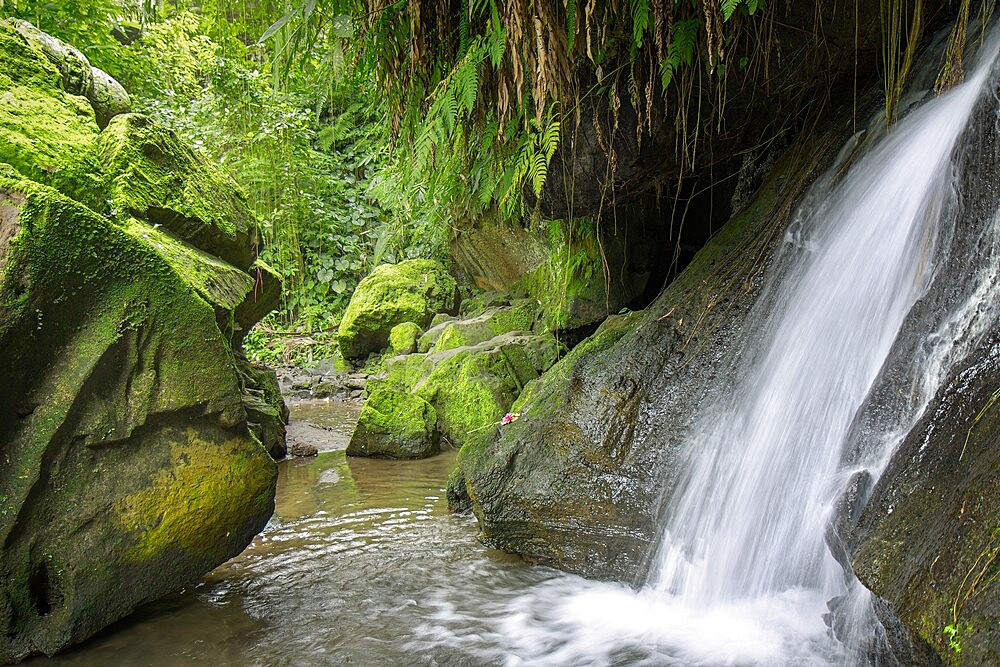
[337, 259, 459, 359]
[0, 22, 99, 186]
[455, 116, 850, 579]
[0, 23, 283, 662]
[369, 331, 565, 451]
[94, 113, 258, 269]
[0, 179, 277, 662]
[850, 331, 1000, 666]
[347, 388, 439, 459]
[9, 19, 131, 129]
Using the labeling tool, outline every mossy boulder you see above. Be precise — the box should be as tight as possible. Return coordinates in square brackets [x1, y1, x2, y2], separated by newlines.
[94, 113, 258, 269]
[0, 22, 99, 187]
[9, 20, 130, 130]
[337, 259, 459, 359]
[388, 321, 422, 356]
[370, 332, 565, 451]
[347, 388, 439, 459]
[0, 24, 282, 662]
[0, 179, 277, 663]
[417, 301, 537, 353]
[238, 357, 289, 460]
[9, 19, 93, 97]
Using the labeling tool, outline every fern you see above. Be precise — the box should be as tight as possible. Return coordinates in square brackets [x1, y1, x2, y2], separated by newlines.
[660, 18, 700, 89]
[631, 0, 651, 48]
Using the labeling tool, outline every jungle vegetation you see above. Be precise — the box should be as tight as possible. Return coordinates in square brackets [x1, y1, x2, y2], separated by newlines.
[0, 0, 974, 362]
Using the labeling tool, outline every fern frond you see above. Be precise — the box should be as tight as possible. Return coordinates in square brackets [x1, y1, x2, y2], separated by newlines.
[631, 0, 651, 48]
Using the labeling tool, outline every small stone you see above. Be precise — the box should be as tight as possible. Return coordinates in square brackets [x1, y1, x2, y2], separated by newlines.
[289, 442, 319, 457]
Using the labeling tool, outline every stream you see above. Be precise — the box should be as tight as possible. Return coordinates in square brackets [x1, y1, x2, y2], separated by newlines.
[26, 401, 561, 667]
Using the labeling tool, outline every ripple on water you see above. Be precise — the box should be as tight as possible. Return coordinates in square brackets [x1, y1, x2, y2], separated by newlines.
[29, 402, 847, 667]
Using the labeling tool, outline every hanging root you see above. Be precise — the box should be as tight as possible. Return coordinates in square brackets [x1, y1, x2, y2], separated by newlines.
[935, 0, 973, 92]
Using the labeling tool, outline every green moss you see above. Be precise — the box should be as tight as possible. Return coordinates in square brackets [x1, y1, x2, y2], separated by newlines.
[93, 114, 258, 269]
[0, 177, 252, 546]
[511, 220, 604, 331]
[388, 321, 422, 355]
[414, 333, 563, 446]
[114, 430, 276, 560]
[0, 85, 98, 188]
[347, 388, 439, 458]
[338, 259, 459, 359]
[425, 302, 538, 353]
[0, 21, 63, 92]
[123, 218, 254, 312]
[369, 353, 434, 395]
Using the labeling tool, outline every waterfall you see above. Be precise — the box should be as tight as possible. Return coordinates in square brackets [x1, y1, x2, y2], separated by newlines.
[648, 33, 997, 605]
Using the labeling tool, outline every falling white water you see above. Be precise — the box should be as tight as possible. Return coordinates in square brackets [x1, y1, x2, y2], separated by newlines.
[648, 61, 993, 603]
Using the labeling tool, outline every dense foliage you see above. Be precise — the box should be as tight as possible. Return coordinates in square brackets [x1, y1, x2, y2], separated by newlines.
[0, 0, 767, 362]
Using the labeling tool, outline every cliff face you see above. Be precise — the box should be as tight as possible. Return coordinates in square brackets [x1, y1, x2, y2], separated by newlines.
[454, 6, 1000, 663]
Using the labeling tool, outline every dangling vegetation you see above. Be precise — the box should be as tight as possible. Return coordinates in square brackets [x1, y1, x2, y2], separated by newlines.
[0, 0, 770, 362]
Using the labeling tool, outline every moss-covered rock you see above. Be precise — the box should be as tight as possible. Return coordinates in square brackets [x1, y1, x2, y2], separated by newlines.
[9, 19, 92, 97]
[94, 113, 258, 269]
[9, 20, 130, 130]
[417, 301, 537, 353]
[369, 332, 564, 450]
[337, 259, 459, 359]
[0, 179, 277, 663]
[0, 23, 99, 187]
[0, 23, 281, 662]
[347, 388, 439, 459]
[388, 321, 422, 356]
[238, 357, 289, 460]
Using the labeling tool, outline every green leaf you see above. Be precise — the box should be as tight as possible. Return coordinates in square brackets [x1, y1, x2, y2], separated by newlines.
[258, 9, 296, 44]
[631, 0, 650, 48]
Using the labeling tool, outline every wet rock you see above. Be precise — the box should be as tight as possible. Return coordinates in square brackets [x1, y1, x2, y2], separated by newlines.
[455, 118, 850, 579]
[238, 358, 289, 460]
[344, 375, 368, 391]
[0, 179, 277, 664]
[347, 388, 440, 459]
[0, 25, 280, 662]
[289, 441, 319, 457]
[337, 259, 459, 359]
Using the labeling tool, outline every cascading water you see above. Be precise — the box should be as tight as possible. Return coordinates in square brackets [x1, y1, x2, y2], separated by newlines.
[649, 28, 997, 610]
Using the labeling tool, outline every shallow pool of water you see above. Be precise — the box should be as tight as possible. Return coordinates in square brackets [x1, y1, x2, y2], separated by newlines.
[28, 402, 846, 667]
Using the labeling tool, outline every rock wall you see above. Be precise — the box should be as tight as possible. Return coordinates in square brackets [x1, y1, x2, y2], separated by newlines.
[457, 107, 852, 579]
[0, 21, 281, 662]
